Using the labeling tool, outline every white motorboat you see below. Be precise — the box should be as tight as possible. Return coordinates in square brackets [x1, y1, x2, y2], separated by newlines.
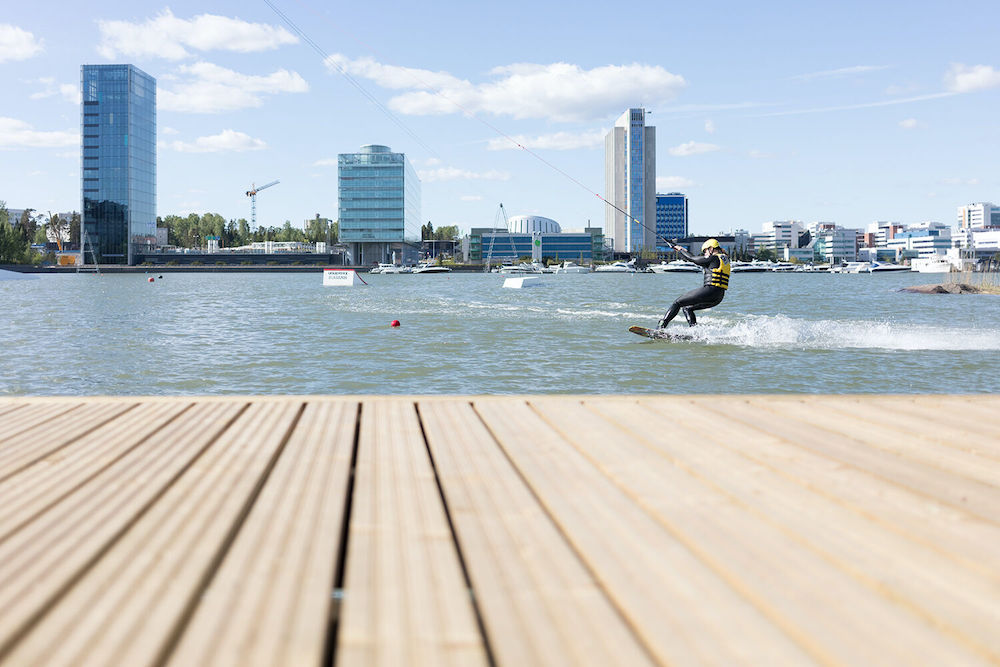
[498, 262, 544, 274]
[911, 256, 953, 273]
[551, 260, 591, 274]
[769, 262, 797, 272]
[868, 261, 912, 273]
[412, 262, 452, 274]
[369, 263, 395, 274]
[648, 260, 699, 273]
[594, 260, 637, 273]
[730, 260, 770, 273]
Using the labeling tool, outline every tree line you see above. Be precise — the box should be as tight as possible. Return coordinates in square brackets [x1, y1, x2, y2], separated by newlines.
[421, 221, 459, 241]
[0, 202, 80, 264]
[159, 213, 338, 249]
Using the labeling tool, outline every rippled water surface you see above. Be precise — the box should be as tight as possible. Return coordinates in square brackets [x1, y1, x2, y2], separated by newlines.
[2, 270, 999, 395]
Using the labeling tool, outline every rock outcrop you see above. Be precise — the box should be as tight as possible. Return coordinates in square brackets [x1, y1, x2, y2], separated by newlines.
[900, 283, 982, 294]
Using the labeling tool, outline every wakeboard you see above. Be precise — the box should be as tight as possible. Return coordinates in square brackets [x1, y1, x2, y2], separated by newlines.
[628, 325, 694, 341]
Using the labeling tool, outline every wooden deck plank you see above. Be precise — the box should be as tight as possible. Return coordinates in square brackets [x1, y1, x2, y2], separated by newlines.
[0, 402, 81, 441]
[1, 400, 296, 666]
[418, 399, 653, 667]
[742, 396, 1000, 486]
[166, 399, 357, 667]
[474, 397, 814, 665]
[708, 397, 1000, 523]
[0, 401, 139, 481]
[674, 397, 1000, 580]
[819, 395, 1000, 459]
[538, 397, 989, 665]
[0, 400, 193, 541]
[607, 397, 1000, 662]
[0, 399, 246, 659]
[337, 400, 486, 667]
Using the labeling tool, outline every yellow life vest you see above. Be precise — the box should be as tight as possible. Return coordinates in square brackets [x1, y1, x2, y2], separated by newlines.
[708, 254, 730, 289]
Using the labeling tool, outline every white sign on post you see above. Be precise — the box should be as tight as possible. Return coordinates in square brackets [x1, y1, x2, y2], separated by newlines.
[323, 269, 365, 287]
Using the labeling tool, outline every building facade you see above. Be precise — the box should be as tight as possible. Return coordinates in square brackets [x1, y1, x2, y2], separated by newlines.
[884, 222, 953, 259]
[81, 64, 156, 265]
[756, 221, 803, 251]
[466, 228, 604, 265]
[655, 193, 688, 250]
[338, 144, 421, 266]
[605, 108, 656, 253]
[957, 202, 1000, 230]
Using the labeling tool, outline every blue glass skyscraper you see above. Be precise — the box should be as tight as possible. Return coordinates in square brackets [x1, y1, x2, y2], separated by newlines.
[81, 64, 156, 265]
[656, 192, 688, 250]
[338, 145, 421, 266]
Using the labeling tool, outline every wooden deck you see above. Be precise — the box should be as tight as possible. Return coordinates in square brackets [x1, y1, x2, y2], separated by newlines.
[0, 394, 998, 666]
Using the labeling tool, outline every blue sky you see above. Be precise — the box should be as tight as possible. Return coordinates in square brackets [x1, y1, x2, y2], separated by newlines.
[2, 0, 998, 236]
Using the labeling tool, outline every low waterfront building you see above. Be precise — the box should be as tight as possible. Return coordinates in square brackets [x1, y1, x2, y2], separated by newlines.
[957, 202, 1000, 230]
[884, 222, 952, 259]
[809, 224, 859, 264]
[757, 221, 804, 250]
[466, 227, 604, 265]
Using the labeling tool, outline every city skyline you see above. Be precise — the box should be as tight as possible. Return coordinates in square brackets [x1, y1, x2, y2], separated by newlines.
[2, 0, 999, 237]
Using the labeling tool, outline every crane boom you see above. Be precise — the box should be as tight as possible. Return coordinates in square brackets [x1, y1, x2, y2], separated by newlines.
[245, 179, 280, 228]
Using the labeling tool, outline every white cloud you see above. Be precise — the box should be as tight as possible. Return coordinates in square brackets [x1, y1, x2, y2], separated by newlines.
[29, 78, 79, 104]
[945, 64, 1000, 93]
[325, 55, 686, 122]
[424, 157, 443, 166]
[898, 118, 922, 129]
[0, 117, 77, 148]
[164, 129, 266, 153]
[748, 149, 777, 159]
[487, 129, 605, 151]
[0, 25, 43, 63]
[790, 65, 890, 82]
[97, 9, 297, 60]
[668, 141, 720, 157]
[941, 177, 981, 186]
[417, 167, 510, 183]
[657, 176, 695, 189]
[704, 119, 715, 134]
[158, 62, 308, 113]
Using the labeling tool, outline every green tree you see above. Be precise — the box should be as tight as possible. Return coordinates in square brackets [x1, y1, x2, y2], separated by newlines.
[0, 201, 29, 263]
[17, 208, 36, 243]
[422, 221, 434, 240]
[754, 247, 777, 262]
[69, 212, 80, 245]
[434, 225, 459, 240]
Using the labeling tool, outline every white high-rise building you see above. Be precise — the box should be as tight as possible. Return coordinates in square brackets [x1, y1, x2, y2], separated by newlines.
[957, 202, 1000, 230]
[604, 108, 656, 252]
[758, 220, 803, 250]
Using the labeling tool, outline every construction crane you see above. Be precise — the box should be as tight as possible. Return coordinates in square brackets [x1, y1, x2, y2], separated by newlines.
[245, 180, 279, 228]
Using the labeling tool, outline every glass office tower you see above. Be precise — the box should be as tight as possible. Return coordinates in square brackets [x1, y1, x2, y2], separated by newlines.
[604, 108, 656, 253]
[338, 144, 421, 266]
[81, 64, 156, 265]
[655, 192, 688, 251]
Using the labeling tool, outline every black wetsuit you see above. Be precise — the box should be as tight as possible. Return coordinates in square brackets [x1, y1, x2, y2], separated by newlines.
[658, 249, 729, 327]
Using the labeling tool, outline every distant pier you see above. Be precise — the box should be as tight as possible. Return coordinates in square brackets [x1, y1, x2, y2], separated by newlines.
[0, 394, 997, 664]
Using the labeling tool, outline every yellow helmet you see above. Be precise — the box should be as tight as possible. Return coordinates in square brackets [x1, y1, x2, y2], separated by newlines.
[701, 238, 721, 252]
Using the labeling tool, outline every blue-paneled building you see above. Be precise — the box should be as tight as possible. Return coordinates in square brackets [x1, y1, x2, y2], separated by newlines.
[655, 193, 688, 251]
[81, 64, 156, 265]
[467, 228, 604, 264]
[338, 144, 421, 266]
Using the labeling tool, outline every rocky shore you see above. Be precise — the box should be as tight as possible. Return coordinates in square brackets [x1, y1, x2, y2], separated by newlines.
[900, 283, 982, 294]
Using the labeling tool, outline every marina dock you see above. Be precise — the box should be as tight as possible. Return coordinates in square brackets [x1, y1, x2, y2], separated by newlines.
[0, 394, 998, 665]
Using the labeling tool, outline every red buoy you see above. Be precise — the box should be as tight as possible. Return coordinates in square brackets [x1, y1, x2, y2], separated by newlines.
[148, 277, 154, 282]
[390, 320, 401, 328]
